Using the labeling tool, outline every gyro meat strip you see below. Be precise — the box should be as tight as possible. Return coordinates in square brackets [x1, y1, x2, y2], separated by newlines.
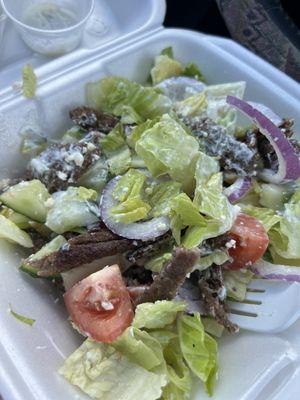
[134, 247, 200, 305]
[198, 265, 239, 333]
[28, 132, 101, 193]
[70, 106, 119, 133]
[35, 237, 137, 277]
[182, 116, 257, 176]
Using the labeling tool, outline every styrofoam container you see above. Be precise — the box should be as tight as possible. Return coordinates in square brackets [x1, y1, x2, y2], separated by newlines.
[0, 1, 300, 400]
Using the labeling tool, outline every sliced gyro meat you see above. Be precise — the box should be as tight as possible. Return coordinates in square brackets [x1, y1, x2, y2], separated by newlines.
[69, 106, 119, 133]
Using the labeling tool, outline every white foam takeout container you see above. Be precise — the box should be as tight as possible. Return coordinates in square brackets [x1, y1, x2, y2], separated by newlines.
[0, 1, 300, 399]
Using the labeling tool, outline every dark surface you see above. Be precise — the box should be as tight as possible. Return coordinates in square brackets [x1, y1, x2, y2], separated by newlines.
[165, 0, 300, 82]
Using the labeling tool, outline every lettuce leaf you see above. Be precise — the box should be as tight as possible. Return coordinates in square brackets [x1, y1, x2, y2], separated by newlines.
[59, 339, 167, 400]
[86, 77, 172, 121]
[171, 193, 207, 227]
[177, 313, 218, 396]
[110, 169, 151, 223]
[193, 250, 230, 272]
[22, 64, 37, 98]
[223, 269, 254, 301]
[145, 252, 172, 273]
[194, 151, 220, 194]
[112, 327, 166, 373]
[77, 158, 108, 193]
[151, 55, 184, 85]
[135, 114, 199, 193]
[134, 301, 186, 330]
[46, 187, 99, 234]
[269, 202, 300, 260]
[110, 196, 151, 223]
[148, 181, 181, 217]
[175, 81, 246, 134]
[183, 62, 206, 82]
[100, 123, 132, 176]
[202, 317, 224, 338]
[162, 338, 192, 400]
[204, 81, 246, 135]
[239, 204, 281, 231]
[183, 173, 239, 248]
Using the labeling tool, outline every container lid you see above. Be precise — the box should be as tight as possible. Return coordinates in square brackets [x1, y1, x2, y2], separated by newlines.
[0, 0, 166, 96]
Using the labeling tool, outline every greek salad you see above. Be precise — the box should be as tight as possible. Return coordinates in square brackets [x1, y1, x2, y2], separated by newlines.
[1, 47, 300, 400]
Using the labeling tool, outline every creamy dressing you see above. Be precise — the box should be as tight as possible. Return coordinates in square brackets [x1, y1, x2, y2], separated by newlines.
[23, 3, 78, 30]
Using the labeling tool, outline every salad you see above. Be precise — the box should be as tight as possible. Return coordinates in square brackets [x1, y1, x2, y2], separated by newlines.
[1, 47, 300, 400]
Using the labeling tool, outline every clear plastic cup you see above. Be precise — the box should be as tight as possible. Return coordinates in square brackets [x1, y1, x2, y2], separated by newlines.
[0, 0, 95, 56]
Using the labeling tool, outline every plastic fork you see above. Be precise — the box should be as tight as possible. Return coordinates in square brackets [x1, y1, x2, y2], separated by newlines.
[228, 279, 300, 333]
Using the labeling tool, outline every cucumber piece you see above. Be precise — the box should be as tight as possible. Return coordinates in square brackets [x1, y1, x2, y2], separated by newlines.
[0, 180, 50, 222]
[77, 158, 108, 193]
[46, 187, 98, 234]
[0, 215, 33, 248]
[20, 235, 67, 277]
[0, 206, 31, 229]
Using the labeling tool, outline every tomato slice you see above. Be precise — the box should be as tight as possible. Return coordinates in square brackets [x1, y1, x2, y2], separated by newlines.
[227, 213, 269, 270]
[64, 265, 134, 342]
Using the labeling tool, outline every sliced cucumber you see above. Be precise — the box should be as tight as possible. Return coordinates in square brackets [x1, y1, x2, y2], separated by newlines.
[0, 180, 50, 222]
[20, 235, 67, 277]
[0, 215, 33, 248]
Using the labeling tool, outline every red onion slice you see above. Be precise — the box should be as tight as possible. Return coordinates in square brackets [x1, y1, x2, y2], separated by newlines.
[226, 96, 300, 183]
[100, 176, 170, 240]
[252, 259, 300, 282]
[248, 102, 282, 126]
[224, 177, 252, 203]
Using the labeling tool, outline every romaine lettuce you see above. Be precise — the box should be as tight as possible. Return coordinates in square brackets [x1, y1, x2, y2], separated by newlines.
[224, 269, 254, 301]
[239, 204, 281, 231]
[151, 55, 184, 85]
[145, 252, 172, 273]
[148, 181, 181, 217]
[86, 77, 172, 121]
[177, 313, 218, 396]
[135, 114, 199, 193]
[133, 301, 186, 330]
[59, 339, 167, 400]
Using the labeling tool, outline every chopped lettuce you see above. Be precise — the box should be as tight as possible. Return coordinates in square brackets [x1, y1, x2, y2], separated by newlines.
[177, 313, 218, 396]
[0, 180, 50, 223]
[61, 127, 84, 144]
[100, 123, 131, 176]
[171, 193, 207, 227]
[133, 301, 186, 330]
[183, 173, 239, 248]
[86, 77, 171, 121]
[269, 202, 300, 260]
[160, 47, 174, 58]
[193, 250, 230, 272]
[113, 168, 147, 202]
[59, 339, 167, 400]
[0, 215, 33, 248]
[148, 181, 181, 217]
[149, 330, 178, 348]
[174, 92, 207, 118]
[204, 81, 246, 134]
[239, 204, 281, 231]
[46, 187, 98, 234]
[162, 338, 192, 400]
[135, 114, 199, 193]
[110, 196, 151, 223]
[183, 62, 206, 82]
[127, 118, 160, 149]
[176, 81, 246, 134]
[194, 152, 220, 197]
[22, 64, 37, 98]
[110, 169, 151, 223]
[151, 55, 184, 85]
[145, 252, 172, 273]
[223, 269, 254, 301]
[9, 304, 35, 326]
[112, 328, 166, 374]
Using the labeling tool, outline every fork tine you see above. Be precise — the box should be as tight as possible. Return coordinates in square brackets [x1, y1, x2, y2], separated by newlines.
[227, 299, 262, 315]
